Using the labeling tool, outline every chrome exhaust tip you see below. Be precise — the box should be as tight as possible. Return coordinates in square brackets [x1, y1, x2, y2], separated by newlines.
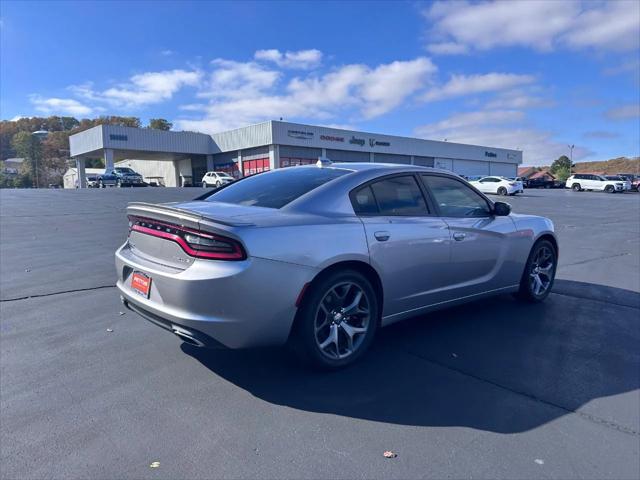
[172, 326, 206, 347]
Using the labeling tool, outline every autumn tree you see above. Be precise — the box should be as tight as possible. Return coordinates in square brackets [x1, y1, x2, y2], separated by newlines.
[148, 118, 172, 130]
[550, 155, 573, 174]
[11, 131, 42, 187]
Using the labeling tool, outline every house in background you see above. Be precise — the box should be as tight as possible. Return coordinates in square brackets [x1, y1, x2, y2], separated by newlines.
[517, 166, 540, 179]
[528, 169, 556, 182]
[1, 158, 24, 177]
[63, 168, 105, 189]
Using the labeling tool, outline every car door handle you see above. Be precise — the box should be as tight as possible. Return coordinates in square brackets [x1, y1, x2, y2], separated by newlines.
[374, 231, 390, 242]
[453, 232, 466, 241]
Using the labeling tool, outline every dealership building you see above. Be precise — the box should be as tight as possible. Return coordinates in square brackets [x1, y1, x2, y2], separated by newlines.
[68, 120, 522, 188]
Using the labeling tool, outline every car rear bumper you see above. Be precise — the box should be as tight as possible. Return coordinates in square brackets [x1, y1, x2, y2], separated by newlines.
[115, 243, 317, 348]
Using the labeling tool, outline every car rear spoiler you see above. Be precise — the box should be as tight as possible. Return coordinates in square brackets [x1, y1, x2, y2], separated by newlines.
[126, 202, 254, 230]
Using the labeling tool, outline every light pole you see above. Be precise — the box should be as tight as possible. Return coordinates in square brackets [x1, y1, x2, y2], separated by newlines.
[568, 144, 574, 175]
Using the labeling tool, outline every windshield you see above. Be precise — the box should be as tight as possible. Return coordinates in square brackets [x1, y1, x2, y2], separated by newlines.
[115, 168, 136, 174]
[205, 167, 350, 208]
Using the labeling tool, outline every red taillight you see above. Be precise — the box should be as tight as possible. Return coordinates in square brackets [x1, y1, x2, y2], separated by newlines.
[128, 216, 246, 260]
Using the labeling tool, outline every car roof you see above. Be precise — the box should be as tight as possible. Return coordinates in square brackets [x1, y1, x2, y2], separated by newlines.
[283, 162, 465, 215]
[325, 162, 454, 176]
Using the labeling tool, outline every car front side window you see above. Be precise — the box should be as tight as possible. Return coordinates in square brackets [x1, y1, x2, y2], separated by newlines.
[351, 175, 430, 216]
[422, 175, 492, 218]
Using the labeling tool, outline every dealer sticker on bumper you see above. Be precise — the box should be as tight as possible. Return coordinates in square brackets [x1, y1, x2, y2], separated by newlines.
[131, 271, 151, 298]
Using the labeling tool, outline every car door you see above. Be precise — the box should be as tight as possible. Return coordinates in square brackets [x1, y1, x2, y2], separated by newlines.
[478, 177, 499, 194]
[352, 174, 451, 319]
[421, 174, 520, 298]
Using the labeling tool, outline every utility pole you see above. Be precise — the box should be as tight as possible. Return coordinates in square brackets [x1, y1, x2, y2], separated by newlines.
[568, 144, 575, 175]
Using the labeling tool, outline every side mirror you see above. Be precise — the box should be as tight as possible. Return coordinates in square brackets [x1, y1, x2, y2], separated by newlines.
[493, 201, 511, 216]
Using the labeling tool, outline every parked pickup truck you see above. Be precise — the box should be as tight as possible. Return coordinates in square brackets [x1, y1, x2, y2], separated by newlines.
[98, 167, 145, 188]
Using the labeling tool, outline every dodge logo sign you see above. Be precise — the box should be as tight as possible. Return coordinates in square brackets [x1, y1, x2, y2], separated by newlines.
[320, 135, 345, 142]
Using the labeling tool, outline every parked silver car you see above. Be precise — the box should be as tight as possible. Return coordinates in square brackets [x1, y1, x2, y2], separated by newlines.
[116, 162, 558, 368]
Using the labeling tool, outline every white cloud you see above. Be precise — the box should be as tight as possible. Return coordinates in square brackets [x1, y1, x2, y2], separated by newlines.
[160, 49, 174, 56]
[424, 0, 639, 54]
[484, 88, 554, 109]
[564, 1, 640, 51]
[605, 103, 640, 120]
[254, 49, 323, 69]
[583, 130, 620, 139]
[414, 109, 590, 165]
[426, 42, 469, 55]
[175, 57, 436, 133]
[29, 95, 93, 116]
[360, 58, 437, 118]
[422, 73, 535, 102]
[203, 59, 280, 99]
[72, 69, 202, 108]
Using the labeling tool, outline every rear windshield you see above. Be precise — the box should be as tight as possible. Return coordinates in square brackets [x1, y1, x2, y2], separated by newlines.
[205, 167, 350, 208]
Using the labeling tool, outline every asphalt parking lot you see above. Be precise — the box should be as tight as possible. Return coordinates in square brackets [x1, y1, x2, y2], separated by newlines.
[1, 187, 639, 479]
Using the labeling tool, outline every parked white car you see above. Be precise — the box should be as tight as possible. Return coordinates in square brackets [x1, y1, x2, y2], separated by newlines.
[565, 174, 624, 193]
[469, 176, 523, 196]
[201, 171, 235, 188]
[604, 175, 632, 191]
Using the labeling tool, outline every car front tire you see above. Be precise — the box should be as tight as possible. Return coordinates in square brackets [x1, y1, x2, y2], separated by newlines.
[604, 185, 615, 193]
[515, 239, 557, 303]
[291, 269, 379, 370]
[498, 187, 508, 196]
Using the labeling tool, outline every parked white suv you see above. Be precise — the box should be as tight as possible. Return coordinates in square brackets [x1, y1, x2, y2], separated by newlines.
[604, 175, 632, 191]
[201, 171, 235, 188]
[469, 176, 523, 195]
[565, 174, 624, 193]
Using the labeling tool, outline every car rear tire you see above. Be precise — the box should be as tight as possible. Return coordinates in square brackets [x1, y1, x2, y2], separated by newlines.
[498, 187, 508, 196]
[98, 180, 104, 188]
[515, 239, 557, 303]
[571, 183, 581, 191]
[291, 269, 379, 370]
[202, 182, 207, 188]
[116, 179, 122, 188]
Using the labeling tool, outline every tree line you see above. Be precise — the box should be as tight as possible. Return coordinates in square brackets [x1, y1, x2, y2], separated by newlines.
[0, 116, 172, 188]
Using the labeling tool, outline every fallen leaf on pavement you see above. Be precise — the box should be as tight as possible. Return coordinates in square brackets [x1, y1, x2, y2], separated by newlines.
[150, 461, 160, 468]
[383, 451, 397, 458]
[106, 328, 113, 332]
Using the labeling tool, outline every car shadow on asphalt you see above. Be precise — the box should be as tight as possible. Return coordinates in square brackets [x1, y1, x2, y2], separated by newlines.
[181, 280, 640, 434]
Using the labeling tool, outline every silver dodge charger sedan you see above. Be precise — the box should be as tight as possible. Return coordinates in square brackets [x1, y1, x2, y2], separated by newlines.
[116, 161, 558, 368]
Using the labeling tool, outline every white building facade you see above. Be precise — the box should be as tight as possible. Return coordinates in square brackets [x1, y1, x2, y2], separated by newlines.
[68, 121, 522, 188]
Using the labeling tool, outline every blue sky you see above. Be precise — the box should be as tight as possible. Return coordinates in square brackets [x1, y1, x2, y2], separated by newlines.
[1, 0, 638, 165]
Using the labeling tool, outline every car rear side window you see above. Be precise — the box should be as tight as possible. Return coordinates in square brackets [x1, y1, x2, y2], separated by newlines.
[206, 167, 349, 209]
[422, 175, 491, 218]
[352, 186, 379, 214]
